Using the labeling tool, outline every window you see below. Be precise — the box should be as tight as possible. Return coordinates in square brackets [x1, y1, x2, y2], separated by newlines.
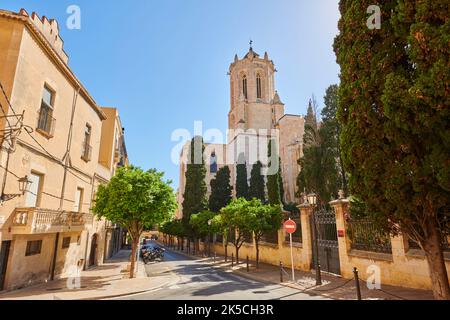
[242, 75, 248, 100]
[25, 240, 42, 256]
[74, 187, 84, 212]
[62, 237, 71, 249]
[210, 152, 218, 174]
[25, 172, 43, 208]
[37, 86, 55, 136]
[256, 74, 262, 99]
[81, 124, 92, 161]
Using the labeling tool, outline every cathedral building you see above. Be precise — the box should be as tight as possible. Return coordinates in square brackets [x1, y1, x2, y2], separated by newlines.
[177, 46, 305, 218]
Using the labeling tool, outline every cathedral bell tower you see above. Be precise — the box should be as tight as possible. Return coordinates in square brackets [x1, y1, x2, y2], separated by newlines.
[228, 44, 285, 135]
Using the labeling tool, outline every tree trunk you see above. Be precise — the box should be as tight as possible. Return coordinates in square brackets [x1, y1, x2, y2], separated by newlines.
[255, 240, 260, 269]
[421, 219, 450, 300]
[129, 237, 139, 279]
[224, 243, 228, 262]
[235, 245, 239, 264]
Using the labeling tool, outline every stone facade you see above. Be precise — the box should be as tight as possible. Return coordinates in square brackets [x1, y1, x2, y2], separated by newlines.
[0, 9, 128, 291]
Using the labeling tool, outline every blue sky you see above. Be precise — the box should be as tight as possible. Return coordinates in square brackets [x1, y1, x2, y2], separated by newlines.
[2, 0, 341, 189]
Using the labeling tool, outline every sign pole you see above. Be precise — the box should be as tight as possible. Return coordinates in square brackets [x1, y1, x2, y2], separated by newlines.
[284, 218, 297, 283]
[289, 232, 295, 282]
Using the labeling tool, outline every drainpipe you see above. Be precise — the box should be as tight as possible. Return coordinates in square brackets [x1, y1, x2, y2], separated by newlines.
[50, 232, 60, 281]
[59, 87, 79, 210]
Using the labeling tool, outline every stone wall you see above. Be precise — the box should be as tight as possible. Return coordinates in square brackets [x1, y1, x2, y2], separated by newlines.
[331, 199, 450, 290]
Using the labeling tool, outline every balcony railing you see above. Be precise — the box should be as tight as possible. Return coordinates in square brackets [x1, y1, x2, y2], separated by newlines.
[12, 208, 93, 233]
[81, 143, 92, 162]
[36, 108, 56, 138]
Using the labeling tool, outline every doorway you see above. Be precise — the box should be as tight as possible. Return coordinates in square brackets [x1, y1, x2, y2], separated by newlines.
[0, 241, 12, 290]
[89, 234, 98, 267]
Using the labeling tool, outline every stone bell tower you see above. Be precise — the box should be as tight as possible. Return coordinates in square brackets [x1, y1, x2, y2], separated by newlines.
[228, 44, 285, 135]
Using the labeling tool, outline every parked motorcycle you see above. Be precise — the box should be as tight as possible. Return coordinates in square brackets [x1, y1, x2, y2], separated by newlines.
[142, 247, 165, 264]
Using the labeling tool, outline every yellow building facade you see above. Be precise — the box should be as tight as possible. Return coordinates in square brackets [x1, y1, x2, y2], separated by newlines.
[0, 9, 128, 291]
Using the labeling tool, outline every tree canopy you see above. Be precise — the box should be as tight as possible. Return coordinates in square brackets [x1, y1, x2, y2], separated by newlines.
[182, 136, 208, 234]
[267, 139, 282, 205]
[209, 166, 233, 213]
[334, 0, 450, 299]
[236, 153, 249, 200]
[249, 161, 266, 203]
[93, 166, 177, 277]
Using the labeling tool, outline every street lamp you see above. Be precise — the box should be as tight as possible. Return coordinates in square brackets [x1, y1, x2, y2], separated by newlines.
[0, 175, 32, 203]
[207, 219, 212, 257]
[307, 192, 322, 285]
[307, 193, 317, 206]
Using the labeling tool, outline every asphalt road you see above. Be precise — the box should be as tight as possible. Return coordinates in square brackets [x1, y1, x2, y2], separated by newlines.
[116, 245, 328, 300]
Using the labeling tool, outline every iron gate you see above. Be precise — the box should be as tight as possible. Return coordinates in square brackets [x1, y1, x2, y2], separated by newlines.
[311, 208, 341, 275]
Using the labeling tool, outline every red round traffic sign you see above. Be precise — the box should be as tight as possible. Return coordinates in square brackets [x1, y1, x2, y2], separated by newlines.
[284, 219, 297, 234]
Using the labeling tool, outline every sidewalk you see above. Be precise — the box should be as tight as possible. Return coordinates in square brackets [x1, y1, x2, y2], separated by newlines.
[167, 245, 435, 300]
[0, 250, 175, 300]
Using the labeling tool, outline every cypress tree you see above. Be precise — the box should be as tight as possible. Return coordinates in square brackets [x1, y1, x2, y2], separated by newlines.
[209, 166, 233, 213]
[334, 0, 450, 299]
[266, 139, 281, 205]
[249, 161, 265, 203]
[182, 136, 208, 225]
[278, 157, 285, 205]
[322, 84, 348, 195]
[235, 153, 249, 199]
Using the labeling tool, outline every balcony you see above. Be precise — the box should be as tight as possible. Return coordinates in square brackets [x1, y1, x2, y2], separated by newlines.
[36, 108, 56, 139]
[11, 208, 94, 234]
[81, 143, 92, 162]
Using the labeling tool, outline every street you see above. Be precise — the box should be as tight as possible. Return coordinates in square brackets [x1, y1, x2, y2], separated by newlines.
[115, 246, 329, 300]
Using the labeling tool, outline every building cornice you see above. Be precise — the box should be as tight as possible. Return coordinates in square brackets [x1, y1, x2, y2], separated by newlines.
[0, 9, 107, 121]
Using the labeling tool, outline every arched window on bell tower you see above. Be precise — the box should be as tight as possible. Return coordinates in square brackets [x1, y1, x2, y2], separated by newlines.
[256, 73, 262, 99]
[242, 75, 248, 100]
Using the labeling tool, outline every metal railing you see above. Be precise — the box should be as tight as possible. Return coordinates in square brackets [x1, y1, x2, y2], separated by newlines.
[261, 230, 278, 245]
[36, 107, 56, 138]
[408, 236, 450, 252]
[243, 231, 253, 244]
[347, 216, 392, 254]
[81, 143, 92, 162]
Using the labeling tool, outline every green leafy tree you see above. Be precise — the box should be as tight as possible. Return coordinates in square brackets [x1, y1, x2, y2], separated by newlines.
[93, 166, 177, 278]
[236, 153, 249, 200]
[267, 139, 282, 205]
[160, 219, 186, 248]
[190, 210, 220, 254]
[209, 166, 233, 213]
[220, 198, 255, 263]
[245, 199, 282, 268]
[182, 136, 208, 242]
[249, 161, 265, 202]
[334, 0, 450, 299]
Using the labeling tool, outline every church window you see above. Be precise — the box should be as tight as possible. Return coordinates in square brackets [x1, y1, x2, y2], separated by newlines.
[242, 75, 248, 99]
[210, 152, 218, 174]
[257, 74, 262, 99]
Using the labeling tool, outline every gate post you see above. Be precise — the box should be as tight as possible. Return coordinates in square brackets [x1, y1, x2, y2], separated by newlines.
[329, 197, 350, 276]
[297, 203, 313, 271]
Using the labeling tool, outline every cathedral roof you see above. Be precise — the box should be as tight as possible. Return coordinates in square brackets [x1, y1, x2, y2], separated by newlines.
[244, 47, 260, 59]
